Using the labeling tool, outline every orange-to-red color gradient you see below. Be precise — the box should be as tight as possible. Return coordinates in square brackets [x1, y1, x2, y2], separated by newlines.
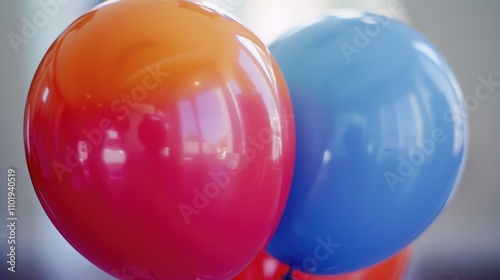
[24, 0, 295, 279]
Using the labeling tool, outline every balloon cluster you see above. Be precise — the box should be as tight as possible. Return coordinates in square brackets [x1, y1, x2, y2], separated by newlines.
[24, 1, 467, 280]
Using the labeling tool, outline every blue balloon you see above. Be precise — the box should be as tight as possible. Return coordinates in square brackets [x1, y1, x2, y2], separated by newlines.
[266, 11, 468, 275]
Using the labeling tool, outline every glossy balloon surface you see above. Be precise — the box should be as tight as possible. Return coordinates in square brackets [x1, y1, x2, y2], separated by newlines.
[267, 11, 467, 274]
[24, 0, 295, 279]
[234, 247, 410, 280]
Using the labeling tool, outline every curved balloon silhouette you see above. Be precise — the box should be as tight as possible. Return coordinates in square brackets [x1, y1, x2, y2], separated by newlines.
[266, 10, 468, 275]
[24, 0, 295, 279]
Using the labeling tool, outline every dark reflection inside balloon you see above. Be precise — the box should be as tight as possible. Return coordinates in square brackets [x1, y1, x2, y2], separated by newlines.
[138, 114, 170, 151]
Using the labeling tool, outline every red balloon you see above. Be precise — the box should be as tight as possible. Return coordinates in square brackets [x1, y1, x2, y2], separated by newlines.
[24, 0, 295, 279]
[234, 248, 411, 280]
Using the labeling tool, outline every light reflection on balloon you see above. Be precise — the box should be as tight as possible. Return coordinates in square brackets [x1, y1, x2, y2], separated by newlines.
[24, 0, 295, 279]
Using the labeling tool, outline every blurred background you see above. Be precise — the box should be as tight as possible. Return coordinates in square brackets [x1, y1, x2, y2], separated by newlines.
[0, 0, 499, 279]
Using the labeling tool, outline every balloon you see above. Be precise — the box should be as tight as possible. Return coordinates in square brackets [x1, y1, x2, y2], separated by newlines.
[234, 247, 411, 280]
[24, 0, 295, 279]
[266, 10, 468, 275]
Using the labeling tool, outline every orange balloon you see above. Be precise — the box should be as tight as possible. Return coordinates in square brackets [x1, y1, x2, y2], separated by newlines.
[24, 0, 295, 279]
[234, 247, 411, 280]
